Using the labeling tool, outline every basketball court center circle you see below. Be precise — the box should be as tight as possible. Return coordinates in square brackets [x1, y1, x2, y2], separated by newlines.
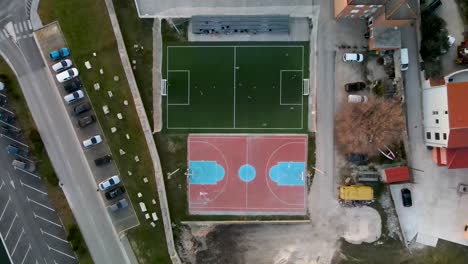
[238, 164, 256, 182]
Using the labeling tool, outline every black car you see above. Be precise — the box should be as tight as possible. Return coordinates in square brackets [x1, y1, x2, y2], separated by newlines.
[78, 115, 96, 127]
[347, 153, 369, 165]
[64, 79, 82, 93]
[344, 82, 366, 92]
[105, 186, 126, 200]
[73, 102, 92, 115]
[401, 188, 412, 207]
[423, 0, 442, 14]
[94, 154, 112, 166]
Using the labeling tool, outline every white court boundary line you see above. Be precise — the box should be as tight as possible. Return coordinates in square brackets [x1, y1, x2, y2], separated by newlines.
[167, 70, 190, 106]
[166, 45, 306, 130]
[280, 70, 304, 106]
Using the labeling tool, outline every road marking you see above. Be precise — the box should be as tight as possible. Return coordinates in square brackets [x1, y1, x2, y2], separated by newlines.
[20, 180, 47, 195]
[2, 29, 8, 37]
[0, 33, 4, 41]
[0, 106, 14, 114]
[5, 213, 18, 239]
[1, 134, 28, 147]
[18, 23, 24, 33]
[0, 197, 11, 221]
[27, 20, 32, 30]
[47, 244, 76, 259]
[11, 228, 24, 255]
[40, 229, 67, 243]
[20, 244, 31, 264]
[22, 21, 28, 31]
[33, 212, 60, 227]
[27, 197, 55, 211]
[13, 23, 18, 33]
[54, 260, 58, 264]
[15, 166, 40, 178]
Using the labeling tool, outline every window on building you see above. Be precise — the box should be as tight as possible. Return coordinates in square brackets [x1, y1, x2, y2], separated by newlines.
[435, 133, 440, 140]
[432, 111, 439, 115]
[443, 133, 447, 140]
[426, 132, 431, 139]
[445, 111, 448, 114]
[351, 10, 359, 14]
[435, 119, 439, 124]
[356, 5, 364, 8]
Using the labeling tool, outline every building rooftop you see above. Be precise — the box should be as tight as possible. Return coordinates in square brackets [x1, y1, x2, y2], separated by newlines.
[383, 166, 410, 183]
[372, 26, 401, 49]
[385, 0, 419, 20]
[447, 82, 468, 129]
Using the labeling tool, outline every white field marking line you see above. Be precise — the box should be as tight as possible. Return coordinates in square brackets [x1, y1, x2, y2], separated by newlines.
[0, 120, 21, 130]
[233, 46, 236, 128]
[33, 212, 61, 227]
[166, 45, 169, 130]
[20, 244, 31, 264]
[27, 20, 32, 30]
[47, 244, 76, 259]
[190, 206, 306, 210]
[0, 197, 11, 221]
[190, 135, 308, 140]
[0, 106, 14, 114]
[5, 213, 18, 239]
[20, 180, 47, 195]
[279, 70, 304, 106]
[1, 134, 28, 148]
[11, 228, 25, 255]
[40, 228, 68, 243]
[166, 70, 190, 105]
[15, 166, 40, 178]
[245, 136, 248, 208]
[27, 196, 55, 211]
[169, 126, 303, 130]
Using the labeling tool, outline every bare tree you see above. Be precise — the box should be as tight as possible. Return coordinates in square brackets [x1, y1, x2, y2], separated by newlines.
[335, 96, 405, 156]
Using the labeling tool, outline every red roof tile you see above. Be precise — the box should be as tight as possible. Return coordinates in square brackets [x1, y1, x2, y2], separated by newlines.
[445, 148, 468, 169]
[447, 82, 468, 128]
[383, 166, 410, 183]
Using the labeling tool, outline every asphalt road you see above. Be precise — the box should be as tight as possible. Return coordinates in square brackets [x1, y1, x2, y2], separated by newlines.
[0, 0, 131, 263]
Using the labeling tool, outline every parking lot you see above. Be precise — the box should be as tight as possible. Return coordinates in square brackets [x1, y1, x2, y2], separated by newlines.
[33, 22, 138, 233]
[0, 90, 76, 263]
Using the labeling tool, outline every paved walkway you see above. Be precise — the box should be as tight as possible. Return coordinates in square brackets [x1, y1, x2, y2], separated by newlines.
[103, 0, 181, 263]
[152, 18, 162, 132]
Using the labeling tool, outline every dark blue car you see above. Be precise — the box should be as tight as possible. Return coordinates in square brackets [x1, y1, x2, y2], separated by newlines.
[49, 47, 70, 61]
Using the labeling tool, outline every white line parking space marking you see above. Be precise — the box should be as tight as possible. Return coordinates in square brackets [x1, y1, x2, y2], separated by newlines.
[0, 197, 11, 221]
[20, 180, 47, 195]
[47, 244, 76, 259]
[20, 244, 31, 264]
[0, 180, 5, 190]
[40, 229, 67, 243]
[11, 228, 24, 256]
[5, 213, 18, 239]
[27, 197, 55, 211]
[54, 259, 59, 264]
[33, 212, 61, 227]
[1, 133, 27, 147]
[15, 166, 40, 178]
[27, 20, 32, 30]
[0, 106, 14, 114]
[0, 120, 20, 130]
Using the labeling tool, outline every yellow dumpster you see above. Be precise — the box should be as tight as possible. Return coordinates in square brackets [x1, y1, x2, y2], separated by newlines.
[339, 185, 374, 201]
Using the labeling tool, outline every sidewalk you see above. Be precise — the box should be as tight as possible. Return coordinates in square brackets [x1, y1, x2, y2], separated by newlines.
[103, 0, 181, 263]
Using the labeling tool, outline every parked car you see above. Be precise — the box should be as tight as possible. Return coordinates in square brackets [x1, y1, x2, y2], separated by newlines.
[56, 68, 79, 83]
[49, 48, 70, 61]
[64, 90, 84, 104]
[344, 82, 366, 92]
[94, 154, 112, 166]
[6, 144, 29, 157]
[64, 79, 82, 93]
[12, 159, 36, 172]
[458, 183, 468, 194]
[347, 153, 368, 165]
[78, 115, 96, 128]
[82, 135, 102, 148]
[401, 188, 412, 207]
[109, 198, 128, 212]
[0, 125, 20, 137]
[0, 81, 4, 91]
[51, 59, 73, 72]
[343, 53, 364, 62]
[98, 175, 120, 191]
[105, 186, 126, 200]
[348, 94, 368, 103]
[423, 0, 442, 14]
[73, 102, 91, 115]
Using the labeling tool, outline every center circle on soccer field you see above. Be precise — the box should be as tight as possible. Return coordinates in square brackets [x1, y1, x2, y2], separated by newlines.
[238, 164, 256, 182]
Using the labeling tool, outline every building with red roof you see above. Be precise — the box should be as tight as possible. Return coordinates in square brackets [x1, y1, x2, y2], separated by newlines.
[424, 70, 468, 168]
[382, 166, 410, 183]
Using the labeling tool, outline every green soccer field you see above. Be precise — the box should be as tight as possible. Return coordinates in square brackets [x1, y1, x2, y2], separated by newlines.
[163, 43, 309, 132]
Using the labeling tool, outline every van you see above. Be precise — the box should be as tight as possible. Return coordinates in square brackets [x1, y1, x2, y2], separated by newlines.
[400, 48, 409, 71]
[348, 94, 368, 103]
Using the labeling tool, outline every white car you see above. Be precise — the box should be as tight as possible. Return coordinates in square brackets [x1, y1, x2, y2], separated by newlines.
[98, 175, 120, 191]
[63, 90, 84, 104]
[82, 135, 102, 148]
[348, 94, 368, 103]
[343, 53, 364, 62]
[448, 35, 456, 47]
[51, 59, 73, 72]
[56, 68, 79, 83]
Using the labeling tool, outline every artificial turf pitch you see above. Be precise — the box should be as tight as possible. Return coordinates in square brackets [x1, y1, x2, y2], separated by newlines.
[164, 43, 309, 132]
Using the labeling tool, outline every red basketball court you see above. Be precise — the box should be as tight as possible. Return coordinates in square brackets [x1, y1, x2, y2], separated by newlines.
[188, 134, 308, 215]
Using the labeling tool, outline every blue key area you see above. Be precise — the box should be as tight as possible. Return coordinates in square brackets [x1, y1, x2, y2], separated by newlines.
[238, 164, 256, 182]
[269, 162, 305, 186]
[189, 161, 225, 185]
